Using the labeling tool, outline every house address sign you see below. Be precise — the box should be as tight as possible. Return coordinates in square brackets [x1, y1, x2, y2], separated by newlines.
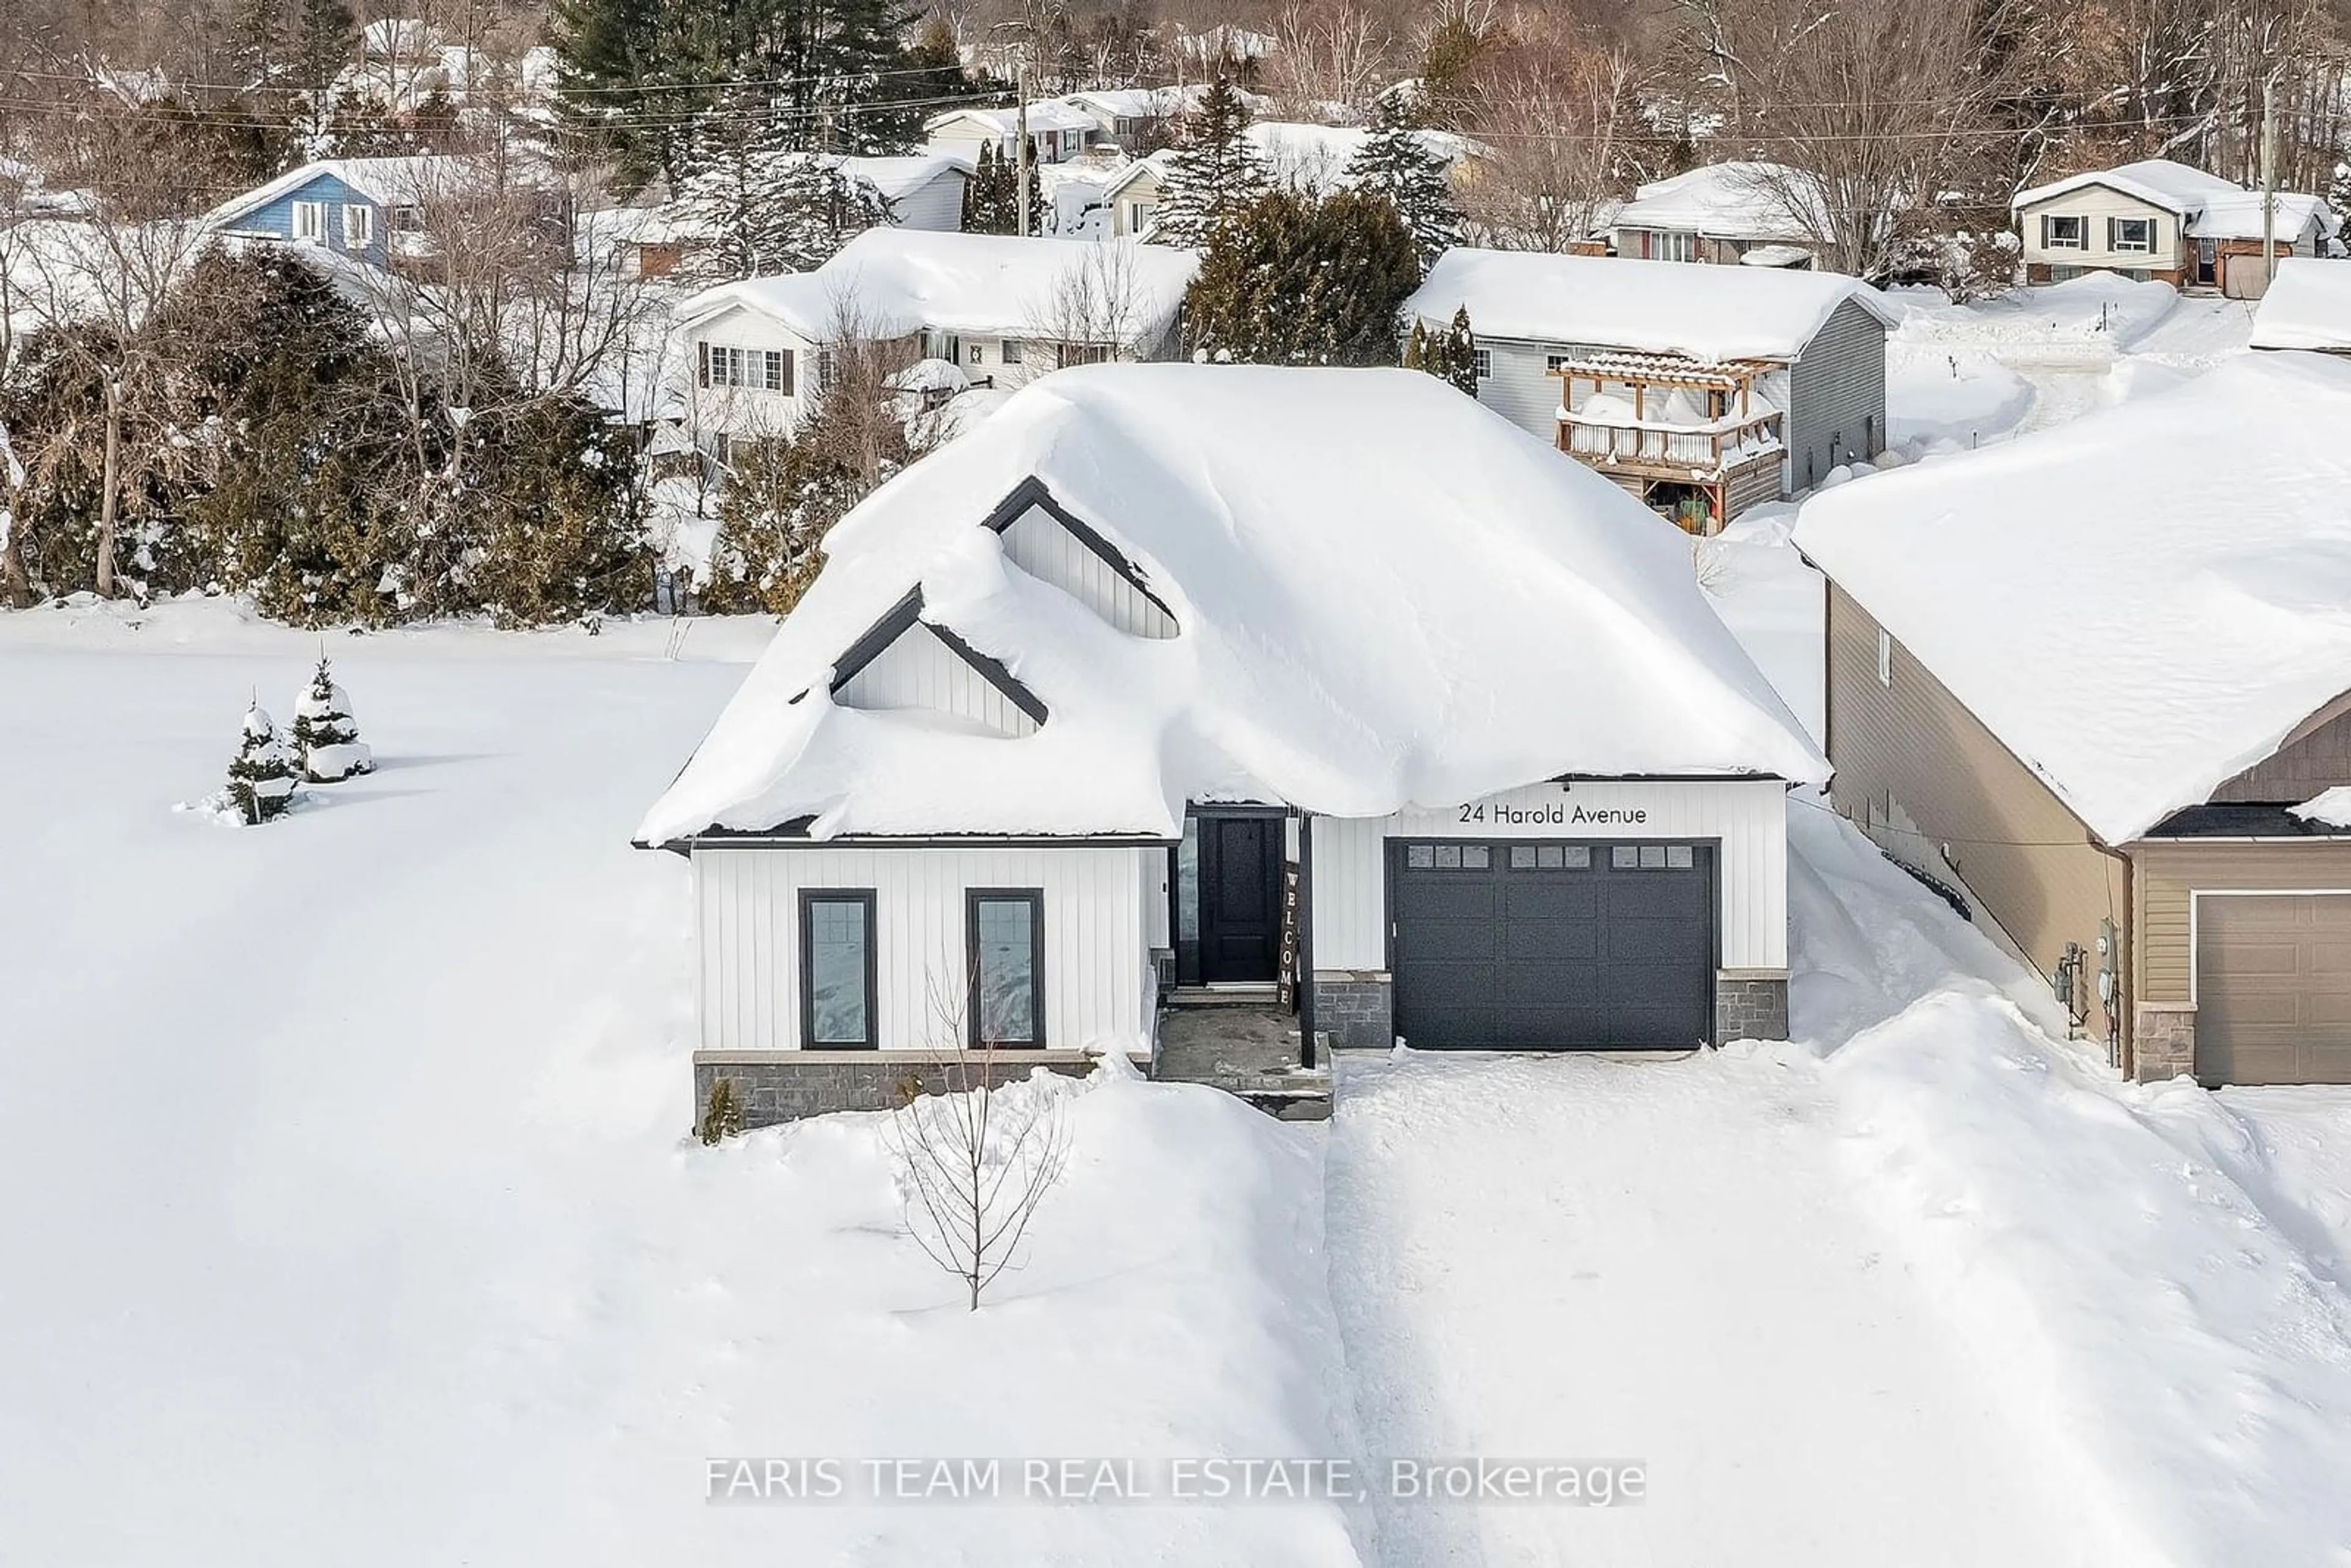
[1456, 800, 1649, 826]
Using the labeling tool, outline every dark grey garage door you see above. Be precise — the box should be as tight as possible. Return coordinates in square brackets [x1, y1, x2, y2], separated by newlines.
[1390, 841, 1714, 1049]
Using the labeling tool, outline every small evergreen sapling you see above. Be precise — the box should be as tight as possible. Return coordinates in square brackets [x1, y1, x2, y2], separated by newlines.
[226, 702, 301, 825]
[291, 653, 374, 782]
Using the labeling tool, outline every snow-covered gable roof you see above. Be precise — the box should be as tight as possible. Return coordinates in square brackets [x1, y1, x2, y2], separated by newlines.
[1062, 86, 1220, 121]
[1611, 160, 1820, 241]
[838, 152, 973, 202]
[1245, 122, 1474, 193]
[202, 156, 470, 231]
[2250, 258, 2351, 351]
[1794, 351, 2351, 844]
[926, 100, 1100, 138]
[676, 229, 1199, 345]
[1406, 250, 1892, 362]
[2011, 157, 2247, 216]
[637, 365, 1825, 843]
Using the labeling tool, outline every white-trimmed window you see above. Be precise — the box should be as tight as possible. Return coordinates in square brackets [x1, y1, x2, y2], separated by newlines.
[1876, 627, 1893, 687]
[1472, 348, 1492, 381]
[291, 200, 328, 244]
[2110, 216, 2156, 253]
[342, 203, 374, 248]
[1002, 338, 1023, 365]
[2041, 214, 2086, 250]
[696, 342, 791, 394]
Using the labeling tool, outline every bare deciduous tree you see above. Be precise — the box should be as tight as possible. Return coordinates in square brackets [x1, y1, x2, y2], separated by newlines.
[1266, 0, 1393, 121]
[1463, 33, 1648, 252]
[886, 978, 1072, 1312]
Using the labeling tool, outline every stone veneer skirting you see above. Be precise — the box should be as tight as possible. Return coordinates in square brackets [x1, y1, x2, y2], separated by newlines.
[1314, 970, 1394, 1050]
[695, 1050, 1116, 1131]
[2133, 1003, 2197, 1083]
[1714, 972, 1791, 1046]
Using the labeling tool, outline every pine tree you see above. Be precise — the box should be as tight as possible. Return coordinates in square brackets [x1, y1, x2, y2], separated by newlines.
[1149, 78, 1272, 249]
[674, 119, 897, 282]
[1345, 99, 1464, 271]
[291, 652, 373, 781]
[1441, 307, 1478, 396]
[1185, 188, 1420, 366]
[226, 702, 301, 825]
[959, 141, 1038, 235]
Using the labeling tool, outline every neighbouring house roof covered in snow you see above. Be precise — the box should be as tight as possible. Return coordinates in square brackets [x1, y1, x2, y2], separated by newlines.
[2009, 157, 2335, 239]
[926, 100, 1100, 138]
[2184, 190, 2338, 242]
[2251, 258, 2351, 351]
[637, 365, 1825, 844]
[1406, 250, 1892, 362]
[838, 152, 974, 201]
[675, 229, 1199, 346]
[201, 155, 529, 232]
[1061, 86, 1226, 121]
[1244, 121, 1475, 192]
[1610, 160, 1820, 242]
[1794, 351, 2351, 845]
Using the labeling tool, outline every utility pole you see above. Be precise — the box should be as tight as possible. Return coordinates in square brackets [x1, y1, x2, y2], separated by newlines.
[2260, 75, 2279, 296]
[1016, 56, 1032, 239]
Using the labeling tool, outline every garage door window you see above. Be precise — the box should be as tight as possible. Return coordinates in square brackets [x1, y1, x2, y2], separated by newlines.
[1408, 843, 1490, 869]
[1509, 845, 1592, 869]
[1612, 844, 1693, 869]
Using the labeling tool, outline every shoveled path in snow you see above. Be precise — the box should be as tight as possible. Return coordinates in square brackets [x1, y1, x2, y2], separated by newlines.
[1324, 1043, 2115, 1567]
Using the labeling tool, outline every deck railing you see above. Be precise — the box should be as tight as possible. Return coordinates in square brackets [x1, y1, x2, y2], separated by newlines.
[1558, 409, 1783, 474]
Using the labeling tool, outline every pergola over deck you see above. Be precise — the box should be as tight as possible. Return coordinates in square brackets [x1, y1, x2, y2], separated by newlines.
[1546, 350, 1786, 535]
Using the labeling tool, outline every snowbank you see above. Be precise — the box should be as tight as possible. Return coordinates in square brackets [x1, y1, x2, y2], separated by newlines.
[1406, 250, 1891, 362]
[1795, 350, 2351, 843]
[2250, 257, 2351, 351]
[639, 364, 1826, 844]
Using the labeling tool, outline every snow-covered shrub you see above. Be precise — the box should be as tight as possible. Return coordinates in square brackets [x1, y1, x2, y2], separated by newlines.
[225, 702, 301, 825]
[290, 653, 373, 782]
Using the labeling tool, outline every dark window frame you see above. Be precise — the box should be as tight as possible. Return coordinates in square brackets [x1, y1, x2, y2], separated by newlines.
[798, 888, 878, 1049]
[966, 888, 1046, 1048]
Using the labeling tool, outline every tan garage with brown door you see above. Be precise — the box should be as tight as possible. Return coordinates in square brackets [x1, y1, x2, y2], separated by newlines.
[2195, 893, 2351, 1085]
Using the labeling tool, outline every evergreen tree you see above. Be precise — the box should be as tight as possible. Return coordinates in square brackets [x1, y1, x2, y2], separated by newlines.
[959, 140, 1041, 236]
[1149, 78, 1272, 248]
[674, 120, 896, 282]
[226, 702, 301, 825]
[1439, 306, 1478, 396]
[1184, 188, 1420, 366]
[1345, 98, 1464, 271]
[291, 652, 373, 782]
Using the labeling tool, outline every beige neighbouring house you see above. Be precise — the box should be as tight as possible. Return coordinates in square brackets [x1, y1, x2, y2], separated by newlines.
[2011, 157, 2338, 297]
[1796, 351, 2351, 1085]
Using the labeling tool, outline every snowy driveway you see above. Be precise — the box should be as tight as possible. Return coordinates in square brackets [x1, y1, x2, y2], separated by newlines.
[1324, 1040, 2108, 1567]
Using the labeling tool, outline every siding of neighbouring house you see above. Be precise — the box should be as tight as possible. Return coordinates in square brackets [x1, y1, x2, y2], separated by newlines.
[887, 170, 967, 231]
[1474, 336, 1575, 444]
[2209, 696, 2351, 803]
[230, 172, 390, 267]
[1823, 582, 2127, 1037]
[694, 844, 1160, 1051]
[1785, 296, 1888, 490]
[2131, 839, 2351, 1008]
[2015, 184, 2188, 276]
[683, 302, 818, 438]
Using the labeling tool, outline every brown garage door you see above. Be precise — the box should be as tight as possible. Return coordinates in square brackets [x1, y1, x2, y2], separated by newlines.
[2197, 894, 2351, 1084]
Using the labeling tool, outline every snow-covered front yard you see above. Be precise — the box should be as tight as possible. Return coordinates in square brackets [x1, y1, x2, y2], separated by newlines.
[7, 286, 2350, 1564]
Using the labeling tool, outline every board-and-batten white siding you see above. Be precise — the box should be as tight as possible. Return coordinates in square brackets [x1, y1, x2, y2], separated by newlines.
[834, 621, 1038, 735]
[1000, 505, 1178, 637]
[697, 846, 1158, 1051]
[1311, 778, 1791, 972]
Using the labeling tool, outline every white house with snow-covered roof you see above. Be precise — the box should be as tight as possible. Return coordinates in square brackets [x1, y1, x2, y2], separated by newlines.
[2011, 158, 2338, 297]
[1605, 161, 1823, 267]
[1799, 350, 2351, 1087]
[925, 100, 1101, 167]
[672, 229, 1198, 445]
[1404, 250, 1891, 531]
[638, 364, 1826, 1125]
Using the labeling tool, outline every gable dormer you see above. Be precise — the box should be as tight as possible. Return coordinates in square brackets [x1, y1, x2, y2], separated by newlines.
[983, 478, 1179, 639]
[830, 590, 1044, 737]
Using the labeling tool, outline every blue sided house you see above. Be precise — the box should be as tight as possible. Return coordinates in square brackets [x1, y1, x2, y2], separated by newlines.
[201, 157, 456, 272]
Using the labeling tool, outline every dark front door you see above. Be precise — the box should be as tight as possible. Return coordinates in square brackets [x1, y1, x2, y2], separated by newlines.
[1390, 840, 1714, 1049]
[1198, 815, 1283, 983]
